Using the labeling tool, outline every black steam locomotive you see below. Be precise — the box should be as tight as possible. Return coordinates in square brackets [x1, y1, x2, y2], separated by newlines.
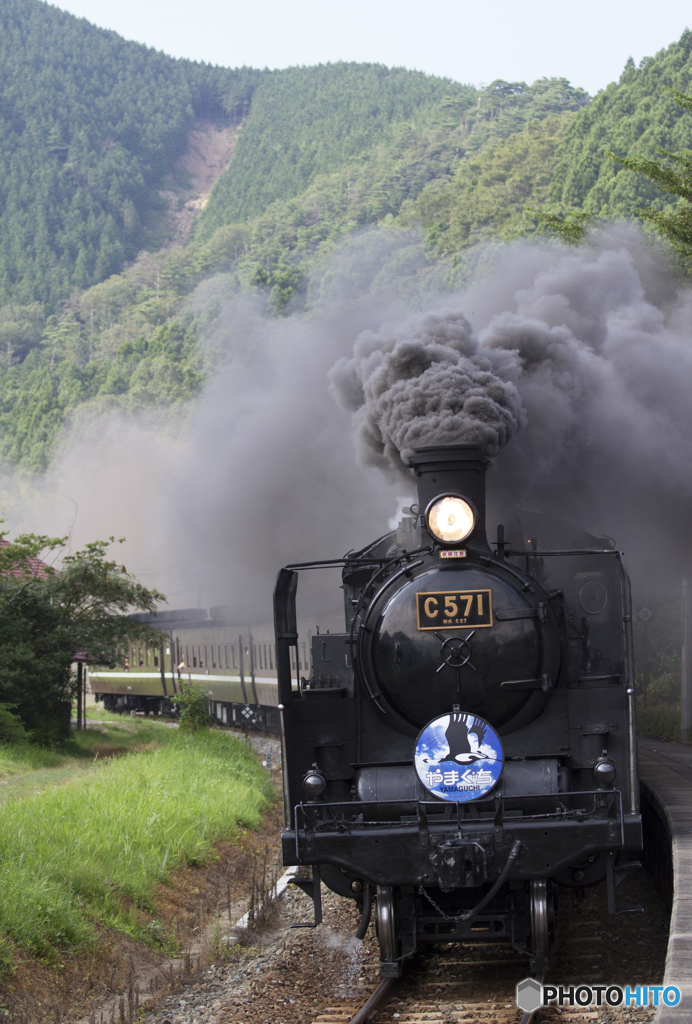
[275, 445, 641, 977]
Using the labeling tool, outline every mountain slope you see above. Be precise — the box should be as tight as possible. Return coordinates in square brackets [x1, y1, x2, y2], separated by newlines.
[0, 0, 260, 310]
[4, 14, 692, 475]
[198, 63, 478, 234]
[550, 30, 692, 216]
[199, 71, 589, 239]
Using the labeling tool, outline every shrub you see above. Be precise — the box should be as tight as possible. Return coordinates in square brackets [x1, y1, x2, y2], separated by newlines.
[0, 705, 30, 745]
[175, 683, 212, 732]
[637, 706, 681, 743]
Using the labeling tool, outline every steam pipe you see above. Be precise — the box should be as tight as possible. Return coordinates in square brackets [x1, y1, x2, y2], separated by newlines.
[460, 839, 523, 921]
[355, 882, 373, 939]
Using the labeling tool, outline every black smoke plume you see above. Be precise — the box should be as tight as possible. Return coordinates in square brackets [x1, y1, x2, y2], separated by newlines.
[329, 311, 524, 475]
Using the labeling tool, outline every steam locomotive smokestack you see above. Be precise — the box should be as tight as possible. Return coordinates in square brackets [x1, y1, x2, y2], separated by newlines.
[408, 445, 490, 552]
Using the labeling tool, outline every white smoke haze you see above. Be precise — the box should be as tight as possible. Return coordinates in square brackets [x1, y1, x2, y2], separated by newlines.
[0, 412, 186, 596]
[1, 223, 691, 624]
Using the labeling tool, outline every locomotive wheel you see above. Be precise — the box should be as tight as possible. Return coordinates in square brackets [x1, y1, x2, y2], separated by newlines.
[529, 879, 554, 974]
[375, 885, 399, 974]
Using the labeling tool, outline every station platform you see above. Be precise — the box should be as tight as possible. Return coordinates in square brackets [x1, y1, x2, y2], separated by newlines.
[638, 736, 692, 1022]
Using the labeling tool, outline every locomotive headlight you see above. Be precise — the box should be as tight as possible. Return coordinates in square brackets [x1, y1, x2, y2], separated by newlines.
[594, 759, 617, 786]
[426, 495, 476, 545]
[303, 765, 326, 798]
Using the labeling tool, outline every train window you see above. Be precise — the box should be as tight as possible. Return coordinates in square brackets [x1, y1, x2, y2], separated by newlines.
[204, 646, 208, 667]
[193, 652, 197, 668]
[263, 644, 267, 670]
[154, 654, 159, 667]
[212, 647, 216, 669]
[270, 645, 274, 670]
[222, 706, 227, 724]
[185, 646, 189, 666]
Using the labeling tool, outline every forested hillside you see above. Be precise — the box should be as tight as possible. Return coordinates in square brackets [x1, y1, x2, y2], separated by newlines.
[0, 0, 260, 310]
[198, 64, 478, 232]
[198, 68, 588, 236]
[550, 31, 692, 216]
[3, 3, 692, 475]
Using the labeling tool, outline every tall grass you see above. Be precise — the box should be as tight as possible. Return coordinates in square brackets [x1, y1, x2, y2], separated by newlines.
[0, 742, 66, 775]
[0, 719, 173, 779]
[0, 730, 272, 959]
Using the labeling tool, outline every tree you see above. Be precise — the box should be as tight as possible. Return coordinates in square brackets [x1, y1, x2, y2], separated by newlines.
[0, 532, 166, 743]
[610, 89, 692, 268]
[526, 207, 591, 245]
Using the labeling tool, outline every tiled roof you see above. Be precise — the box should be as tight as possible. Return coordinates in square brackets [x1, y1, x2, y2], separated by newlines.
[0, 539, 52, 579]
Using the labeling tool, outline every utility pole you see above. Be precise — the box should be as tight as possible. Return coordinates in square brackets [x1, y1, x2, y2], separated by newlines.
[76, 661, 83, 730]
[681, 580, 692, 744]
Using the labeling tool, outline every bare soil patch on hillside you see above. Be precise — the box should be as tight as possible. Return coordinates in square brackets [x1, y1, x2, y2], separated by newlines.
[161, 121, 239, 245]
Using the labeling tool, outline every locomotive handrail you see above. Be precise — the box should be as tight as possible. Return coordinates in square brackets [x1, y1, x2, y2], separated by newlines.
[505, 549, 622, 556]
[616, 553, 639, 816]
[283, 558, 390, 569]
[283, 546, 433, 571]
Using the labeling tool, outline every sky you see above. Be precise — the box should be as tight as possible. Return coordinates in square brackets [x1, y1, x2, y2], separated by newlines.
[54, 0, 690, 96]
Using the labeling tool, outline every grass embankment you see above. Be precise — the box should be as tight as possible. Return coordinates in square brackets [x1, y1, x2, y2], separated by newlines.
[0, 727, 272, 967]
[0, 718, 169, 803]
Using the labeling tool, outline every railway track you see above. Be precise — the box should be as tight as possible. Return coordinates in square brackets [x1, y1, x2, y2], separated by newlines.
[310, 944, 539, 1024]
[136, 746, 671, 1024]
[306, 865, 666, 1024]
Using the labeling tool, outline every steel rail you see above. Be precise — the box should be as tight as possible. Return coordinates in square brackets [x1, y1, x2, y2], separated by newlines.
[519, 974, 546, 1024]
[348, 977, 397, 1024]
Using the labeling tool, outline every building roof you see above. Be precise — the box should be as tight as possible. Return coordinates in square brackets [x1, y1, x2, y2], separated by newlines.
[0, 539, 52, 579]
